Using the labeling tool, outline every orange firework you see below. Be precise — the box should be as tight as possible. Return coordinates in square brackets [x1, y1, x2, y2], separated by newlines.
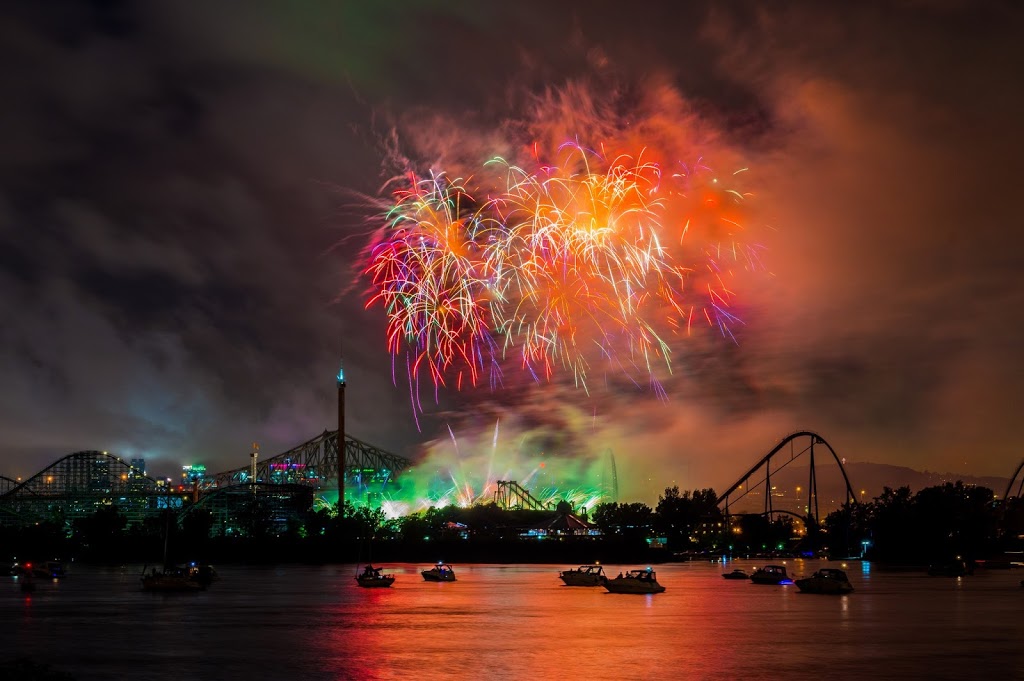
[365, 140, 763, 403]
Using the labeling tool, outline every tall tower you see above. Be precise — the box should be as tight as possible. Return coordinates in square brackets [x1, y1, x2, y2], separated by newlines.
[337, 360, 346, 509]
[250, 442, 259, 494]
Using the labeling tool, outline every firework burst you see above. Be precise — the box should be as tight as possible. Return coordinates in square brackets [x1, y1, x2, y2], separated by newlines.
[365, 134, 764, 405]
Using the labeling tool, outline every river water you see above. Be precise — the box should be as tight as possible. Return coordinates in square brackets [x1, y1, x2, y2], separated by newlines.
[3, 560, 1022, 680]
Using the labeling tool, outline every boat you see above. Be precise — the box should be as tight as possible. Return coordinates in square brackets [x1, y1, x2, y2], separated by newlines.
[10, 560, 65, 579]
[722, 569, 749, 580]
[34, 561, 66, 579]
[559, 564, 607, 586]
[603, 568, 666, 594]
[749, 565, 791, 584]
[795, 568, 854, 594]
[355, 565, 395, 588]
[141, 511, 206, 592]
[928, 559, 969, 577]
[187, 563, 219, 586]
[421, 562, 457, 582]
[141, 566, 205, 592]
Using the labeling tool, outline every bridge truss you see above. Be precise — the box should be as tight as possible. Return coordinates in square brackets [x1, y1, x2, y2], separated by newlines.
[202, 429, 413, 502]
[183, 483, 315, 535]
[717, 431, 857, 528]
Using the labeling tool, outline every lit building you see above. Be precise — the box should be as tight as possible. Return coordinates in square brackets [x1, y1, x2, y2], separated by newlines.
[182, 464, 207, 485]
[89, 455, 111, 493]
[127, 457, 149, 493]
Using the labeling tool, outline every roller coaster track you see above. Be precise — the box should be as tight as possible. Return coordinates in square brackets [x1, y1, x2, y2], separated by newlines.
[0, 451, 163, 499]
[717, 431, 857, 527]
[0, 451, 172, 525]
[1004, 459, 1024, 500]
[0, 430, 412, 522]
[493, 480, 548, 511]
[0, 475, 20, 496]
[1, 430, 869, 532]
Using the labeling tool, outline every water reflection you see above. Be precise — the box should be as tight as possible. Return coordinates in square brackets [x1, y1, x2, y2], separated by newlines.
[2, 561, 1022, 680]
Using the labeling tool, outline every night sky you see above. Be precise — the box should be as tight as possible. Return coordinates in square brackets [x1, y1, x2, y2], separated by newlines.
[2, 0, 1023, 501]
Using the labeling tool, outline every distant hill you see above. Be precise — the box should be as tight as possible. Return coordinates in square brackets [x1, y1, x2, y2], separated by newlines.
[829, 462, 1011, 498]
[720, 461, 1014, 517]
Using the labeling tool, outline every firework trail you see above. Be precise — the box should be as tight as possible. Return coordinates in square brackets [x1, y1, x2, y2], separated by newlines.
[364, 89, 766, 408]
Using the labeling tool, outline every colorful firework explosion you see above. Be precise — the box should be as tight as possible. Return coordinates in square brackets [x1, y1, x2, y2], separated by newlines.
[366, 139, 764, 404]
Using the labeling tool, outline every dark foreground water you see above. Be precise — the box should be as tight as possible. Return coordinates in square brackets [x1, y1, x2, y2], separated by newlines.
[2, 560, 1022, 680]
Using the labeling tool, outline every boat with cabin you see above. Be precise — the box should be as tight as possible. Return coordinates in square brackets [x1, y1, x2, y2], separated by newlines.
[559, 564, 607, 586]
[749, 565, 791, 584]
[795, 568, 854, 594]
[603, 568, 666, 594]
[356, 565, 395, 588]
[421, 563, 457, 582]
[187, 563, 219, 586]
[141, 566, 205, 592]
[722, 568, 749, 580]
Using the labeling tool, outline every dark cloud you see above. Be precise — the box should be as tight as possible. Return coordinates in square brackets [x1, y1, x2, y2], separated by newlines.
[0, 0, 420, 475]
[1, 0, 1022, 499]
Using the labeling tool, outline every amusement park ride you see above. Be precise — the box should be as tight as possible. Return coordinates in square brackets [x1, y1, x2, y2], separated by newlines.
[3, 366, 1023, 532]
[0, 364, 412, 528]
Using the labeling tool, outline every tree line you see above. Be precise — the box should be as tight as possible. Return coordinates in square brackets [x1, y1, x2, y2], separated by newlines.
[824, 481, 1023, 563]
[3, 482, 1021, 564]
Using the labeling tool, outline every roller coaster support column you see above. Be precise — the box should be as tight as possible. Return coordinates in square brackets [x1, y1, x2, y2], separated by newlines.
[808, 439, 820, 526]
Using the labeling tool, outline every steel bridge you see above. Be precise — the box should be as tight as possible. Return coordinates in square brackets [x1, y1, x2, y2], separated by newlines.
[717, 431, 857, 528]
[200, 429, 413, 498]
[182, 483, 316, 535]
